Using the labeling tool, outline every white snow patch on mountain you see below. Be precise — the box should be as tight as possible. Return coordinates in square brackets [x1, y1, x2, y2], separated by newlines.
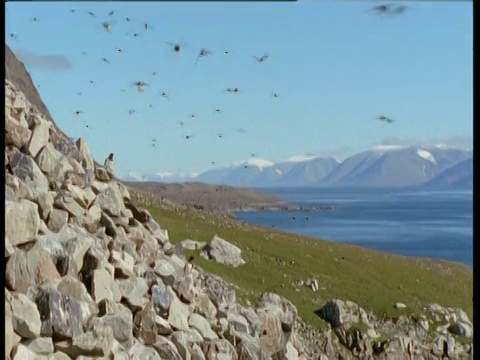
[245, 158, 274, 170]
[284, 154, 318, 163]
[417, 149, 437, 164]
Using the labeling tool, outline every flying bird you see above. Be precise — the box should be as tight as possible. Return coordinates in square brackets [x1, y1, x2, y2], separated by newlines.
[253, 54, 269, 63]
[102, 22, 112, 32]
[225, 87, 239, 94]
[272, 92, 279, 98]
[167, 42, 182, 53]
[32, 17, 40, 22]
[184, 134, 193, 140]
[160, 92, 169, 100]
[101, 57, 110, 63]
[125, 17, 132, 22]
[132, 81, 148, 92]
[128, 109, 136, 115]
[115, 47, 123, 54]
[108, 10, 115, 17]
[195, 48, 212, 65]
[87, 11, 96, 17]
[366, 4, 407, 16]
[377, 115, 395, 124]
[75, 110, 83, 116]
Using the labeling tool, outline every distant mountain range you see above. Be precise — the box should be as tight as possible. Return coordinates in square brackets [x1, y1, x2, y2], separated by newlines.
[119, 145, 473, 190]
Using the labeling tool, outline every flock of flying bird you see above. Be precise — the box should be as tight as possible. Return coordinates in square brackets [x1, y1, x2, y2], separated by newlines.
[7, 4, 403, 170]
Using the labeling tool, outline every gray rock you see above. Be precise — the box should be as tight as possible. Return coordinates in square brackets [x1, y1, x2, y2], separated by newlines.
[88, 303, 133, 347]
[133, 302, 158, 345]
[111, 250, 135, 277]
[6, 242, 61, 293]
[180, 239, 207, 251]
[151, 281, 173, 315]
[12, 343, 50, 360]
[62, 230, 94, 275]
[5, 199, 40, 246]
[194, 294, 217, 322]
[189, 342, 206, 360]
[189, 313, 218, 340]
[23, 337, 55, 355]
[37, 192, 54, 220]
[93, 268, 122, 303]
[36, 142, 63, 174]
[154, 260, 177, 286]
[153, 337, 183, 360]
[128, 340, 162, 360]
[33, 283, 85, 339]
[10, 292, 42, 338]
[28, 116, 51, 157]
[201, 235, 246, 267]
[203, 339, 239, 360]
[448, 322, 473, 337]
[154, 314, 173, 335]
[54, 325, 114, 358]
[96, 182, 126, 217]
[5, 294, 22, 359]
[10, 149, 49, 196]
[168, 288, 191, 331]
[6, 117, 32, 149]
[48, 209, 69, 232]
[54, 194, 85, 218]
[171, 331, 192, 359]
[318, 299, 370, 330]
[75, 137, 95, 171]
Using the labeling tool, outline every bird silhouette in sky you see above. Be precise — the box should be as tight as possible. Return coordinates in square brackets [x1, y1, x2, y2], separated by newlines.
[377, 115, 395, 124]
[253, 54, 269, 63]
[133, 81, 148, 92]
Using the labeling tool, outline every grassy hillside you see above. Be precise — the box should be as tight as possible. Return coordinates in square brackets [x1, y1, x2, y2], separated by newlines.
[130, 190, 473, 328]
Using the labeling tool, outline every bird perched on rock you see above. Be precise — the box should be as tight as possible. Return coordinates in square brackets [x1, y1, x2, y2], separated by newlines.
[104, 153, 114, 171]
[184, 256, 195, 275]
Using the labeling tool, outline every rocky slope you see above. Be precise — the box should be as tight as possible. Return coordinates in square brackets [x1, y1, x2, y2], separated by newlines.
[4, 52, 473, 359]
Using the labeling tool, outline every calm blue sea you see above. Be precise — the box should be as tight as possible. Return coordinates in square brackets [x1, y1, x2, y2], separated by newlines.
[235, 188, 473, 267]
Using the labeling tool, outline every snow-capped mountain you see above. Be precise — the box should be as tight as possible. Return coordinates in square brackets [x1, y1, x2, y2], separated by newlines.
[318, 145, 471, 188]
[415, 157, 473, 190]
[121, 145, 472, 189]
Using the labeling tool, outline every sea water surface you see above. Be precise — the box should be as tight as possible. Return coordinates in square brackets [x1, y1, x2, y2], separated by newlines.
[235, 188, 473, 267]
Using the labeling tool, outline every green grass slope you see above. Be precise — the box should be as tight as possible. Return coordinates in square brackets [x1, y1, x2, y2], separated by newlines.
[130, 190, 473, 328]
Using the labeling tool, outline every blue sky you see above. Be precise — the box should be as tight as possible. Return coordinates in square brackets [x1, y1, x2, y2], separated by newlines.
[6, 1, 473, 177]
